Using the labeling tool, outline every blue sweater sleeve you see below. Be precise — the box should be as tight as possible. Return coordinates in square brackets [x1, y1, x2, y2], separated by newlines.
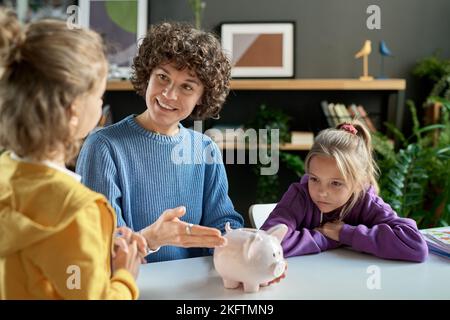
[76, 133, 126, 227]
[201, 141, 244, 233]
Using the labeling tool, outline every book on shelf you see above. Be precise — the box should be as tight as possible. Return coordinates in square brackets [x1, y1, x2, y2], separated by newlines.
[321, 101, 378, 132]
[347, 104, 359, 120]
[346, 104, 377, 132]
[322, 101, 369, 127]
[321, 101, 341, 127]
[355, 105, 377, 132]
[328, 103, 341, 126]
[321, 100, 334, 127]
[420, 226, 450, 259]
[333, 104, 352, 123]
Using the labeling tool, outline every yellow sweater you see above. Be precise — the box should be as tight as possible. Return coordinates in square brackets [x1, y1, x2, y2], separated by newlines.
[0, 152, 139, 299]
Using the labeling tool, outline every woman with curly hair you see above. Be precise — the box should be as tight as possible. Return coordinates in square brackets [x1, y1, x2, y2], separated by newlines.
[76, 22, 244, 263]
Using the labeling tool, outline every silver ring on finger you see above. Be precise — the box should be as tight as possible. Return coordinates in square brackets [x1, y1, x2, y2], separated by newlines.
[185, 223, 194, 235]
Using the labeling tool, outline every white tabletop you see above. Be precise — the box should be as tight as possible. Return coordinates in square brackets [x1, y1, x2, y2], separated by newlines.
[137, 248, 449, 300]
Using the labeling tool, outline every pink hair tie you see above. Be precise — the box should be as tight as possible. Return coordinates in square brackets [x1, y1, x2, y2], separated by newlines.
[340, 124, 358, 135]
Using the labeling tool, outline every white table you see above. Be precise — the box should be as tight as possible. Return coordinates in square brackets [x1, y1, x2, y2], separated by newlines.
[137, 248, 449, 300]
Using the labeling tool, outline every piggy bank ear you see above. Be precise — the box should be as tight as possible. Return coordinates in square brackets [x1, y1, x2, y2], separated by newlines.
[225, 222, 232, 233]
[243, 233, 263, 260]
[266, 224, 288, 242]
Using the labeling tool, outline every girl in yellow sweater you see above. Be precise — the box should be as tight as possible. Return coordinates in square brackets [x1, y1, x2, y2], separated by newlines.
[0, 9, 145, 299]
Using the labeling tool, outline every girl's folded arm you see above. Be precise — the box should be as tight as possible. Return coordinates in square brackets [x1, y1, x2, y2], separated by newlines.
[339, 200, 428, 262]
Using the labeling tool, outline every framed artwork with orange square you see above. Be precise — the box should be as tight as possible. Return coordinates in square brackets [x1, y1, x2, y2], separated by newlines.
[220, 22, 295, 78]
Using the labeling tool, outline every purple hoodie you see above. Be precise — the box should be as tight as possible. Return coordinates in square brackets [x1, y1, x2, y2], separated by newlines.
[261, 175, 428, 262]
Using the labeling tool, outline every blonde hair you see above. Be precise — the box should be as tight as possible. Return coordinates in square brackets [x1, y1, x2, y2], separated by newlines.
[305, 121, 379, 218]
[0, 9, 107, 161]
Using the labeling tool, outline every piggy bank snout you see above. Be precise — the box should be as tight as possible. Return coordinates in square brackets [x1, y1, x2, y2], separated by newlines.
[272, 260, 286, 278]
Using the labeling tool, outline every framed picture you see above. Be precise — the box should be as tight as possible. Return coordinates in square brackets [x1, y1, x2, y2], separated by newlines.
[7, 0, 77, 23]
[220, 22, 295, 78]
[79, 0, 148, 79]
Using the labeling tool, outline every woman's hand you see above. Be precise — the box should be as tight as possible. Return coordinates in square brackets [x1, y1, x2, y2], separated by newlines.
[140, 206, 227, 250]
[315, 221, 344, 241]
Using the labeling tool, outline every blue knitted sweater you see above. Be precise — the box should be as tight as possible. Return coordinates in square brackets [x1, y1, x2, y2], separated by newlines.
[76, 115, 243, 262]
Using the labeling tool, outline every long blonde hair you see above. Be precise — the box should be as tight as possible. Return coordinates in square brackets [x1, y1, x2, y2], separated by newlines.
[305, 121, 379, 218]
[0, 9, 107, 161]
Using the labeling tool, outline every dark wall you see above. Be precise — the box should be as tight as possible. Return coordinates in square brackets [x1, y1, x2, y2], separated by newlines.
[110, 0, 450, 123]
[111, 0, 450, 124]
[150, 0, 450, 106]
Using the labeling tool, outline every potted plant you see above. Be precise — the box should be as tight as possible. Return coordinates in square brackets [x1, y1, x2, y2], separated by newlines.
[413, 52, 450, 128]
[372, 53, 450, 228]
[413, 51, 450, 101]
[374, 99, 450, 228]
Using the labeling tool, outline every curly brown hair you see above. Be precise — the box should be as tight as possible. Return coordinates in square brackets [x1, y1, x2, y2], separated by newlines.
[131, 22, 231, 120]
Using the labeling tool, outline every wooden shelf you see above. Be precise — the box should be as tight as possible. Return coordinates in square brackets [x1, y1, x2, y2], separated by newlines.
[107, 80, 134, 91]
[106, 78, 406, 91]
[217, 142, 311, 151]
[230, 79, 406, 90]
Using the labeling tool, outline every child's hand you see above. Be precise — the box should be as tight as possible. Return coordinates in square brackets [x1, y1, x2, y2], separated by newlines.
[112, 239, 141, 279]
[113, 226, 149, 263]
[315, 221, 344, 241]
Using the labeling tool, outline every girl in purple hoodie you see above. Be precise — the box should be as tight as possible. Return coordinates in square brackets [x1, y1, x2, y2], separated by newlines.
[261, 121, 428, 262]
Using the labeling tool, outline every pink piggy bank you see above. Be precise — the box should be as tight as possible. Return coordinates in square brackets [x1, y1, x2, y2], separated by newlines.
[213, 222, 288, 293]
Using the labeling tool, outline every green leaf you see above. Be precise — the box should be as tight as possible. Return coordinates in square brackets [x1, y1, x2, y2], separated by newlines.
[384, 122, 407, 146]
[408, 124, 446, 141]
